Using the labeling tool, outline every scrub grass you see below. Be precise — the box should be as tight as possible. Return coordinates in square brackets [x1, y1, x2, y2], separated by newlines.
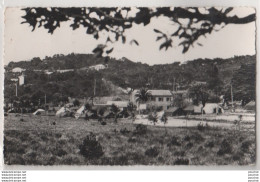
[4, 114, 256, 166]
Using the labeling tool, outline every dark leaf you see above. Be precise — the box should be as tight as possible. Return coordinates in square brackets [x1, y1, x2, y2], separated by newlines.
[156, 36, 163, 41]
[201, 22, 210, 28]
[171, 27, 181, 36]
[106, 37, 112, 43]
[94, 32, 99, 39]
[197, 42, 203, 46]
[224, 7, 233, 15]
[154, 29, 162, 34]
[122, 36, 126, 44]
[87, 26, 94, 34]
[182, 45, 189, 53]
[159, 40, 172, 50]
[106, 48, 114, 54]
[130, 39, 139, 46]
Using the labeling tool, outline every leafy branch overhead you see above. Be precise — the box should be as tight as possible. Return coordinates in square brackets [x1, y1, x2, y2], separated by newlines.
[22, 7, 255, 55]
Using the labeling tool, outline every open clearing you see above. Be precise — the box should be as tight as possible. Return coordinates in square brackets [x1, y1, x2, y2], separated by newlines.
[4, 114, 256, 166]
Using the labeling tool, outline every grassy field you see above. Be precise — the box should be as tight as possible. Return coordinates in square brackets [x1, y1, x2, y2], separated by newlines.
[4, 114, 256, 166]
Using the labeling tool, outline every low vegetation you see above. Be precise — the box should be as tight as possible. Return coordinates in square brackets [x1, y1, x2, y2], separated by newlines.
[4, 114, 256, 165]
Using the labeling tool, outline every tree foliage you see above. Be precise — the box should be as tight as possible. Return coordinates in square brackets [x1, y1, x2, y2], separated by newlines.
[230, 63, 256, 105]
[135, 87, 151, 104]
[188, 84, 209, 107]
[21, 7, 255, 55]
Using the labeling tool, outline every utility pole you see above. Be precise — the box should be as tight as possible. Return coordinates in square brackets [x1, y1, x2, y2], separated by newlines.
[173, 78, 176, 91]
[231, 83, 234, 110]
[45, 94, 47, 115]
[94, 78, 96, 97]
[231, 70, 234, 112]
[15, 82, 18, 97]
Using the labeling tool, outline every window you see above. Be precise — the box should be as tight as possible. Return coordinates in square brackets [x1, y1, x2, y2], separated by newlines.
[150, 97, 156, 101]
[158, 97, 163, 102]
[166, 97, 171, 102]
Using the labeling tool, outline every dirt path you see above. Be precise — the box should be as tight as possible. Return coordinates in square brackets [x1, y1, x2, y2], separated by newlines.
[133, 118, 254, 130]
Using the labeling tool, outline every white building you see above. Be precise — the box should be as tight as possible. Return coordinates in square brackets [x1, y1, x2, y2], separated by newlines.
[89, 64, 107, 71]
[18, 74, 25, 86]
[130, 89, 173, 110]
[12, 67, 25, 73]
[11, 78, 18, 82]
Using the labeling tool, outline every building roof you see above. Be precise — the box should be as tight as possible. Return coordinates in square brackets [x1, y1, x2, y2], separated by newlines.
[183, 105, 194, 111]
[165, 107, 181, 113]
[148, 90, 172, 96]
[172, 90, 188, 94]
[107, 101, 128, 108]
[93, 96, 120, 104]
[244, 101, 255, 111]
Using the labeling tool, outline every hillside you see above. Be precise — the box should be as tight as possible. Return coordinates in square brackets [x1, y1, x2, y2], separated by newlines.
[4, 54, 256, 105]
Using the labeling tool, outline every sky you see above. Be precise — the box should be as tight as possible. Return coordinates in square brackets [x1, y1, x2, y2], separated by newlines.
[4, 7, 256, 65]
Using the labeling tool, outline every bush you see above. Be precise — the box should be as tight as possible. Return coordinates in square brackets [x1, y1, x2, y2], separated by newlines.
[174, 158, 189, 165]
[241, 140, 252, 153]
[197, 122, 209, 132]
[61, 154, 81, 165]
[174, 151, 185, 157]
[232, 152, 244, 161]
[120, 128, 131, 135]
[217, 139, 233, 156]
[183, 135, 191, 142]
[204, 141, 215, 148]
[167, 136, 181, 147]
[55, 149, 67, 157]
[133, 124, 147, 135]
[191, 132, 205, 143]
[55, 133, 62, 138]
[185, 142, 193, 149]
[128, 137, 137, 143]
[111, 155, 129, 165]
[79, 133, 104, 159]
[101, 121, 106, 125]
[145, 146, 159, 157]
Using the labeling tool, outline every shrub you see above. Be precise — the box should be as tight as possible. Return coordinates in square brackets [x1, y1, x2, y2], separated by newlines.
[79, 133, 104, 159]
[174, 158, 189, 165]
[167, 136, 181, 147]
[148, 112, 158, 125]
[120, 128, 131, 135]
[145, 146, 159, 157]
[185, 142, 193, 149]
[101, 121, 106, 125]
[112, 155, 129, 165]
[191, 132, 205, 143]
[55, 149, 67, 157]
[55, 133, 62, 138]
[128, 137, 137, 143]
[197, 122, 209, 132]
[183, 135, 191, 142]
[217, 139, 233, 156]
[232, 152, 244, 161]
[241, 140, 252, 153]
[174, 151, 185, 157]
[20, 118, 26, 122]
[133, 124, 147, 135]
[61, 154, 81, 165]
[204, 141, 215, 148]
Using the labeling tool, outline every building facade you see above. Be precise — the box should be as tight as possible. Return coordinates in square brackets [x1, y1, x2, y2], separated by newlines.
[130, 89, 173, 110]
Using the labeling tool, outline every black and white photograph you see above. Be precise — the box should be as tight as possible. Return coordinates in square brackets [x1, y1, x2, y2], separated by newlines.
[3, 7, 256, 166]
